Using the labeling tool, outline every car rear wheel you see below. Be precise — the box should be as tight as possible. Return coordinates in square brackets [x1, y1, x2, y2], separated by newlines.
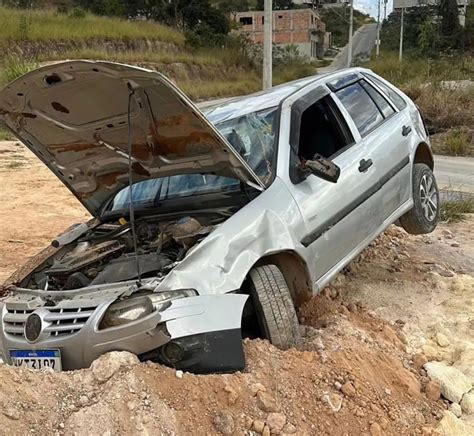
[248, 264, 301, 349]
[399, 163, 440, 234]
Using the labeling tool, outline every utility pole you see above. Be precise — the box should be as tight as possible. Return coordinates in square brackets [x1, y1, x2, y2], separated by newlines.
[384, 0, 387, 21]
[399, 6, 404, 62]
[347, 0, 354, 68]
[263, 0, 273, 90]
[376, 0, 381, 57]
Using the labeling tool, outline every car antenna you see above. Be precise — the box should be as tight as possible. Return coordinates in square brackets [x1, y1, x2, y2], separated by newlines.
[127, 82, 141, 285]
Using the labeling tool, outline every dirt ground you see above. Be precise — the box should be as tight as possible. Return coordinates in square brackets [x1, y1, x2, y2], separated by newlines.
[0, 141, 473, 435]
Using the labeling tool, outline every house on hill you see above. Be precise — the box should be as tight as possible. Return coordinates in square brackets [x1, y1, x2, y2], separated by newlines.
[231, 8, 331, 60]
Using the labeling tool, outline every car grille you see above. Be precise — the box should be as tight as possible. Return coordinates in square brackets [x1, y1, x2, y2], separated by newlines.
[3, 306, 97, 339]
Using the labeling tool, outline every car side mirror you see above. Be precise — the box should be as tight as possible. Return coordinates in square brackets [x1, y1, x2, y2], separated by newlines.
[302, 154, 340, 183]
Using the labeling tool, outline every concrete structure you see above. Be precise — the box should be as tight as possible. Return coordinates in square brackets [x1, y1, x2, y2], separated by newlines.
[393, 0, 470, 27]
[232, 9, 330, 59]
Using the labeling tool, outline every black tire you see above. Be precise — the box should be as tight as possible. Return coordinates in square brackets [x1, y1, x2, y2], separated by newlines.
[399, 163, 440, 234]
[248, 264, 301, 349]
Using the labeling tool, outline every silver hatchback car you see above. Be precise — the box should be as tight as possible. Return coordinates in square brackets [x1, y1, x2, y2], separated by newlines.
[0, 61, 439, 373]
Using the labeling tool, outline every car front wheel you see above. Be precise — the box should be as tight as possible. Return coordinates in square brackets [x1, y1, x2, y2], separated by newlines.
[399, 163, 440, 234]
[247, 264, 301, 349]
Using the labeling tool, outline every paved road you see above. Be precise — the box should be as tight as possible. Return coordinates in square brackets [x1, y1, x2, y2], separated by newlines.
[319, 23, 378, 73]
[434, 155, 474, 194]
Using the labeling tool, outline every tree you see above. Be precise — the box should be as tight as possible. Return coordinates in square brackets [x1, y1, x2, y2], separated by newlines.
[256, 0, 294, 10]
[178, 0, 230, 34]
[418, 20, 441, 55]
[380, 6, 437, 53]
[214, 0, 252, 14]
[438, 0, 462, 48]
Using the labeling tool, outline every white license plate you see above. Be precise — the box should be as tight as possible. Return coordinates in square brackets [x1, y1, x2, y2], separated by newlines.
[10, 350, 62, 371]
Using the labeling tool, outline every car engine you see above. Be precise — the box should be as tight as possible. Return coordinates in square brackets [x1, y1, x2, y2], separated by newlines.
[24, 215, 218, 291]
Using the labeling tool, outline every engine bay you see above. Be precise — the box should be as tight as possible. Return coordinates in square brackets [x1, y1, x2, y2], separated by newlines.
[24, 214, 224, 291]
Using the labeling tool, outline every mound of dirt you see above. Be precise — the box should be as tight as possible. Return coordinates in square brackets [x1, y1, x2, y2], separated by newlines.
[0, 298, 441, 435]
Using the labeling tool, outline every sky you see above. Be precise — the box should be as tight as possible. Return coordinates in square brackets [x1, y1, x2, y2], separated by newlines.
[354, 0, 394, 19]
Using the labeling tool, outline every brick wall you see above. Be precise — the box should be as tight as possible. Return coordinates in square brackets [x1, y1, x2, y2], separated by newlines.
[232, 9, 330, 59]
[233, 9, 322, 44]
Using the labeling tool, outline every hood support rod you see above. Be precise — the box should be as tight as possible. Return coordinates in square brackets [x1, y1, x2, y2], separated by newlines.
[127, 83, 141, 284]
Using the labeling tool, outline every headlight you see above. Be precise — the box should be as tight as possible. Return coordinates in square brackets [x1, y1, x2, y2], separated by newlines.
[99, 290, 197, 329]
[99, 296, 154, 329]
[147, 289, 197, 311]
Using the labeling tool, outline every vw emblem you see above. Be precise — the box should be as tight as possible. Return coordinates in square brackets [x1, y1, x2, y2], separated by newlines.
[25, 313, 43, 343]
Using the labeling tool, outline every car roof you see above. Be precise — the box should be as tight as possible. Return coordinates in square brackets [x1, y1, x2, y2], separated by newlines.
[200, 74, 322, 124]
[199, 68, 373, 124]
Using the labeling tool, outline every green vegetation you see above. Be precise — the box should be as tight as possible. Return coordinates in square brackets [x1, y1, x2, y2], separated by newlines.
[368, 51, 473, 157]
[0, 127, 14, 141]
[431, 127, 473, 157]
[320, 7, 374, 47]
[0, 54, 38, 85]
[443, 128, 472, 156]
[368, 51, 474, 86]
[0, 0, 319, 99]
[380, 2, 473, 56]
[181, 73, 261, 100]
[38, 48, 243, 68]
[440, 199, 474, 222]
[0, 7, 184, 44]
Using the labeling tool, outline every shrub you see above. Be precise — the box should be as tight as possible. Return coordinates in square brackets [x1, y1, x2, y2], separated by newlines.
[440, 199, 474, 222]
[18, 14, 30, 40]
[406, 86, 474, 133]
[444, 128, 471, 155]
[68, 7, 86, 19]
[1, 55, 38, 85]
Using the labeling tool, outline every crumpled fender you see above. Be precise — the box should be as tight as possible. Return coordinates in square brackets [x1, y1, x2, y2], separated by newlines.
[154, 177, 309, 295]
[161, 294, 248, 338]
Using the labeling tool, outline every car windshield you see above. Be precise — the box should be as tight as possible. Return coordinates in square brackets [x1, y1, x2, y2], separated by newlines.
[109, 107, 278, 212]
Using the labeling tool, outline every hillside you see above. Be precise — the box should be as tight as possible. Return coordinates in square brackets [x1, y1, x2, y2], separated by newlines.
[0, 7, 316, 101]
[320, 6, 375, 47]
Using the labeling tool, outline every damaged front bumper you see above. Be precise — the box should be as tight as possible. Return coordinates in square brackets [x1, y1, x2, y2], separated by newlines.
[0, 291, 248, 373]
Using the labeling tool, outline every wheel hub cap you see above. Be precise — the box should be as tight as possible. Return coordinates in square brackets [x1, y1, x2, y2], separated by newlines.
[420, 173, 438, 221]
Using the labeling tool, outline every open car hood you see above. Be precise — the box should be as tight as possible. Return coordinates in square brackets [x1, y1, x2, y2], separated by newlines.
[0, 61, 264, 216]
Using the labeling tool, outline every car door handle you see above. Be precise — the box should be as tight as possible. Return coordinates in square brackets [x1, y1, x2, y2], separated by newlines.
[358, 158, 373, 173]
[402, 125, 412, 136]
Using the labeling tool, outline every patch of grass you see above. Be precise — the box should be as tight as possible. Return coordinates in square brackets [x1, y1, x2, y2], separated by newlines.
[403, 85, 474, 133]
[180, 73, 261, 100]
[0, 127, 14, 141]
[368, 51, 474, 86]
[39, 48, 242, 68]
[0, 7, 184, 45]
[274, 63, 316, 85]
[0, 55, 38, 86]
[431, 127, 474, 157]
[4, 160, 25, 170]
[440, 199, 474, 222]
[444, 128, 472, 155]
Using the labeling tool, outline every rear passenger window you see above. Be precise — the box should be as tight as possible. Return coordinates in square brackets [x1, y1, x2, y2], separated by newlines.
[335, 82, 384, 137]
[360, 80, 395, 118]
[364, 74, 407, 110]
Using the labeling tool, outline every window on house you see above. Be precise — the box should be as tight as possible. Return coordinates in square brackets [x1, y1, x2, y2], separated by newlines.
[278, 15, 283, 18]
[240, 16, 253, 25]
